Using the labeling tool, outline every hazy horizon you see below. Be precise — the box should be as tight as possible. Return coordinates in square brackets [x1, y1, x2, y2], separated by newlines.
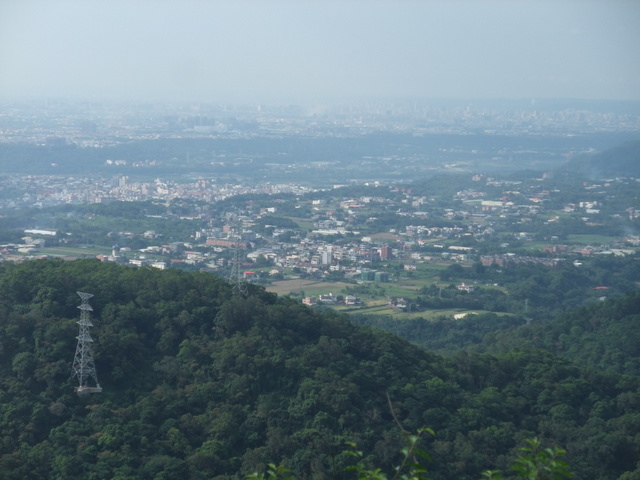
[1, 0, 639, 104]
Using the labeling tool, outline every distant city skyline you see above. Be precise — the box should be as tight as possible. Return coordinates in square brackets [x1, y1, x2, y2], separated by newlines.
[1, 0, 639, 103]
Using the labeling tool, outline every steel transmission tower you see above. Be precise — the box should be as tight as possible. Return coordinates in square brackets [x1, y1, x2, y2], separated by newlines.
[227, 221, 249, 297]
[72, 292, 102, 394]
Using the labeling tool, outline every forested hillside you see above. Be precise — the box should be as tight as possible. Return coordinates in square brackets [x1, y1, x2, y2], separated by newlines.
[480, 290, 640, 376]
[1, 259, 640, 479]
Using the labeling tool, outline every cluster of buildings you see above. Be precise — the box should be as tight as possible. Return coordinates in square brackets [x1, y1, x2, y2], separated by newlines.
[73, 172, 633, 279]
[5, 167, 638, 271]
[0, 174, 315, 209]
[1, 128, 638, 289]
[3, 99, 639, 147]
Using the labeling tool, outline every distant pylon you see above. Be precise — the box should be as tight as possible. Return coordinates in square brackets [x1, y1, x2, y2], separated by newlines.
[227, 221, 249, 297]
[72, 292, 102, 394]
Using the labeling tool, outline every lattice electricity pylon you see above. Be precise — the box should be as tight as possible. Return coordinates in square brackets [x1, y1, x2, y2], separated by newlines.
[72, 292, 102, 394]
[227, 225, 249, 297]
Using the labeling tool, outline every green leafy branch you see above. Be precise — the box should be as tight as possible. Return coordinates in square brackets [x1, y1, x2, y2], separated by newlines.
[245, 463, 295, 480]
[344, 426, 434, 480]
[246, 433, 572, 480]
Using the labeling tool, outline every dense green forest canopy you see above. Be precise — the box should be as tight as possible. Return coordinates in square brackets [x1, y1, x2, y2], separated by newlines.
[0, 259, 639, 479]
[479, 289, 640, 376]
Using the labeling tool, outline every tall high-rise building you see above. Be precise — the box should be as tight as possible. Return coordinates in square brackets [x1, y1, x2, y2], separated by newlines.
[321, 248, 333, 265]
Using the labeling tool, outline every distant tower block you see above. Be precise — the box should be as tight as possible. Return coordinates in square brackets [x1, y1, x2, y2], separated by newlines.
[72, 292, 102, 394]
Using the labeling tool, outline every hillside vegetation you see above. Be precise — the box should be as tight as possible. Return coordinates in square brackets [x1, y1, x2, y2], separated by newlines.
[0, 259, 639, 479]
[480, 290, 640, 376]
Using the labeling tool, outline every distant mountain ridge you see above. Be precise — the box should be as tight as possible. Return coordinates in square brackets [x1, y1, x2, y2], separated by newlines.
[561, 139, 640, 178]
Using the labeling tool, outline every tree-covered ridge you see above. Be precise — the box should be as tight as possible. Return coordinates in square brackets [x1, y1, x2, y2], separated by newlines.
[480, 289, 640, 377]
[0, 259, 639, 479]
[350, 312, 527, 355]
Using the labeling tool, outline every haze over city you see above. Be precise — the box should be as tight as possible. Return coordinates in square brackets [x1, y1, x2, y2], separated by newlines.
[1, 0, 639, 104]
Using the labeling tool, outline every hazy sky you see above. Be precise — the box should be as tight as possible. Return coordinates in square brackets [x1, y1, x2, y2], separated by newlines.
[1, 0, 639, 103]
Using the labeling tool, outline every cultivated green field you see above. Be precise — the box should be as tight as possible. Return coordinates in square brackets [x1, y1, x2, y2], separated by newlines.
[267, 262, 486, 320]
[39, 246, 112, 257]
[566, 234, 618, 245]
[267, 279, 353, 297]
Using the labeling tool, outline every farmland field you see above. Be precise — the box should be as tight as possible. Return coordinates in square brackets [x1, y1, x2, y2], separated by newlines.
[267, 279, 352, 296]
[39, 246, 112, 257]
